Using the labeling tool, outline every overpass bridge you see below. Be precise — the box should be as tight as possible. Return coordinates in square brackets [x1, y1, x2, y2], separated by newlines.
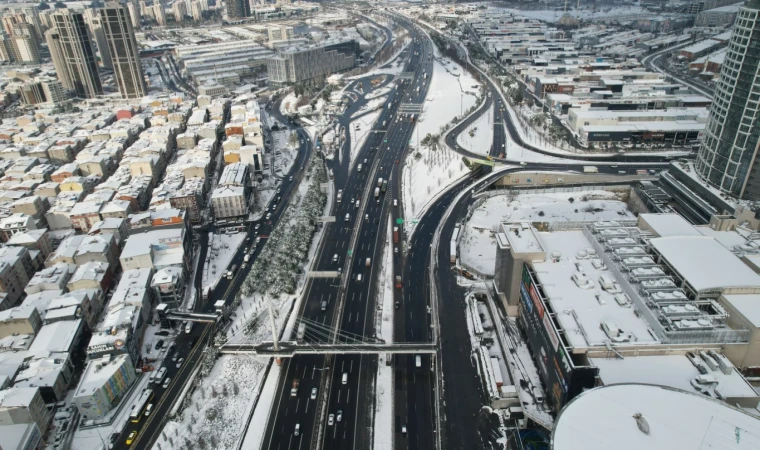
[218, 341, 437, 356]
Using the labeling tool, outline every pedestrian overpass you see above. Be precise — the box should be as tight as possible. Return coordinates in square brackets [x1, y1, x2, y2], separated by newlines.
[218, 341, 437, 356]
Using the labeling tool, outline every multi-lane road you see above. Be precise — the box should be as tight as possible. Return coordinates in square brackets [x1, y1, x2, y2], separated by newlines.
[261, 16, 436, 450]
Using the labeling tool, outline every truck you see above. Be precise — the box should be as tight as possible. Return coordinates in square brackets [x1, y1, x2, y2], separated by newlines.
[357, 163, 363, 172]
[583, 166, 598, 173]
[374, 187, 381, 202]
[393, 226, 399, 243]
[291, 379, 300, 397]
[337, 189, 343, 203]
[450, 225, 460, 264]
[377, 177, 383, 188]
[636, 169, 648, 175]
[366, 258, 371, 267]
[382, 180, 388, 193]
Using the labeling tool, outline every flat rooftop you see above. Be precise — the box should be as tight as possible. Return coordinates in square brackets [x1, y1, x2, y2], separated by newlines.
[503, 223, 545, 253]
[533, 230, 659, 348]
[639, 213, 703, 237]
[552, 384, 760, 450]
[590, 354, 760, 401]
[650, 236, 760, 293]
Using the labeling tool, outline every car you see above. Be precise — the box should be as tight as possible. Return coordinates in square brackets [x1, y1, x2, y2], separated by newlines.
[171, 353, 179, 362]
[154, 339, 164, 350]
[244, 247, 249, 253]
[255, 224, 260, 230]
[271, 204, 277, 211]
[311, 387, 318, 399]
[288, 176, 294, 181]
[255, 237, 261, 244]
[126, 431, 137, 445]
[176, 358, 184, 368]
[328, 414, 335, 426]
[144, 403, 154, 417]
[394, 247, 398, 254]
[294, 424, 300, 436]
[402, 425, 407, 435]
[337, 410, 342, 422]
[266, 213, 272, 220]
[276, 188, 281, 194]
[393, 199, 398, 207]
[163, 378, 171, 389]
[395, 301, 400, 309]
[277, 196, 281, 201]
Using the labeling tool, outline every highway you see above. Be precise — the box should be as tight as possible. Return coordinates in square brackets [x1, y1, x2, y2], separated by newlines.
[113, 98, 312, 450]
[260, 16, 435, 450]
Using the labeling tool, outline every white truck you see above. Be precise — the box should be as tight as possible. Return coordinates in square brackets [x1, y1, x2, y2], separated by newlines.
[583, 166, 599, 173]
[374, 187, 381, 203]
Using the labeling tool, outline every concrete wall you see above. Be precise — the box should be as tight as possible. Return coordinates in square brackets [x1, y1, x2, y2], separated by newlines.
[493, 171, 652, 188]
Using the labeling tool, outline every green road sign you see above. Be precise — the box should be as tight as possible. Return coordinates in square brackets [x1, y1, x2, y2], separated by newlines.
[396, 218, 404, 225]
[411, 219, 419, 224]
[384, 138, 388, 143]
[347, 250, 353, 256]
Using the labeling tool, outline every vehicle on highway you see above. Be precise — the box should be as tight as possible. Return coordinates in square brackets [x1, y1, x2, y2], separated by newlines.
[244, 254, 251, 263]
[294, 424, 300, 436]
[337, 189, 343, 203]
[144, 403, 153, 417]
[337, 410, 343, 422]
[357, 163, 363, 172]
[333, 254, 338, 263]
[255, 223, 260, 230]
[266, 213, 271, 220]
[328, 414, 335, 426]
[416, 355, 422, 368]
[355, 200, 360, 208]
[345, 213, 350, 222]
[365, 214, 369, 221]
[171, 353, 179, 362]
[289, 176, 294, 181]
[402, 425, 407, 435]
[342, 373, 348, 384]
[365, 258, 371, 267]
[126, 431, 138, 445]
[129, 389, 154, 422]
[291, 379, 300, 396]
[154, 367, 167, 384]
[311, 387, 317, 399]
[176, 358, 184, 368]
[374, 187, 380, 203]
[395, 301, 400, 309]
[255, 237, 261, 244]
[393, 199, 398, 206]
[321, 300, 327, 311]
[163, 377, 171, 389]
[356, 274, 362, 282]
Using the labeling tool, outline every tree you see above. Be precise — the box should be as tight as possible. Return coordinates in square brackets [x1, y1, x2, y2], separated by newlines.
[38, 1, 50, 10]
[289, 132, 298, 148]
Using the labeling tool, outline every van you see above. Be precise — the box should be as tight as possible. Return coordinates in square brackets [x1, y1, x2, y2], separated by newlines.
[155, 367, 167, 384]
[345, 214, 350, 222]
[415, 355, 422, 368]
[342, 373, 348, 384]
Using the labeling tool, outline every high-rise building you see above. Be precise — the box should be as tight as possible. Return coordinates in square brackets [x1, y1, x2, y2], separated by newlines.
[45, 29, 73, 90]
[9, 22, 40, 64]
[173, 2, 188, 22]
[126, 2, 141, 29]
[226, 0, 250, 20]
[153, 4, 167, 26]
[85, 9, 113, 69]
[19, 79, 64, 106]
[100, 4, 147, 99]
[191, 1, 204, 21]
[0, 35, 13, 62]
[267, 25, 294, 42]
[50, 10, 103, 99]
[695, 0, 760, 200]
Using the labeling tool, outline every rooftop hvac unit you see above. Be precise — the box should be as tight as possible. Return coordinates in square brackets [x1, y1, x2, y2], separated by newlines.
[649, 290, 688, 302]
[591, 258, 606, 270]
[639, 278, 677, 291]
[599, 228, 629, 239]
[708, 350, 733, 375]
[614, 293, 631, 307]
[613, 246, 648, 260]
[699, 351, 719, 371]
[660, 303, 701, 318]
[672, 318, 714, 331]
[687, 353, 708, 374]
[601, 320, 632, 342]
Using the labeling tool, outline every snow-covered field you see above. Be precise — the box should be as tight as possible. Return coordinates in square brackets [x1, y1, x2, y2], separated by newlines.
[271, 130, 300, 178]
[202, 232, 246, 290]
[456, 105, 493, 156]
[401, 56, 480, 222]
[459, 190, 633, 276]
[349, 109, 383, 169]
[154, 356, 266, 450]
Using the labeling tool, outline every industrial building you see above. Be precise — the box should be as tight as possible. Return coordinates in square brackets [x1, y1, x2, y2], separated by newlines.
[267, 38, 359, 84]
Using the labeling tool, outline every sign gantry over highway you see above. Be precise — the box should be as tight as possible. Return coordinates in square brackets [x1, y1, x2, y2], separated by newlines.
[307, 271, 341, 278]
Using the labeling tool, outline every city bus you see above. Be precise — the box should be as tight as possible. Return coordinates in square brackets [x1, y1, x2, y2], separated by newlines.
[129, 389, 155, 423]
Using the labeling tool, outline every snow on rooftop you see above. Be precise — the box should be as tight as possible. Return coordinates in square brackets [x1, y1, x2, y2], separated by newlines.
[533, 230, 659, 348]
[590, 354, 758, 400]
[504, 223, 544, 253]
[552, 384, 760, 450]
[639, 213, 702, 237]
[722, 294, 760, 327]
[650, 236, 760, 293]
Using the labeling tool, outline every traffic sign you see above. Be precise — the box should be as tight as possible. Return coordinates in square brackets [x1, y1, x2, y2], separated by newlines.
[347, 250, 353, 256]
[411, 219, 419, 224]
[396, 218, 404, 225]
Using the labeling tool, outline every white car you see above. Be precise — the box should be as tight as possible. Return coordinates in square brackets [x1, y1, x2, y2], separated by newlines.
[163, 377, 171, 389]
[328, 414, 335, 426]
[311, 388, 317, 400]
[176, 358, 184, 369]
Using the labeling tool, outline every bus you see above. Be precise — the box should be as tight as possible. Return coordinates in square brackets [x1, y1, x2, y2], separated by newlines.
[129, 389, 154, 423]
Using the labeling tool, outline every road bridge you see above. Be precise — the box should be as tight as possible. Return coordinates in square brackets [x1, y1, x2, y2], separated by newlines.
[218, 341, 437, 356]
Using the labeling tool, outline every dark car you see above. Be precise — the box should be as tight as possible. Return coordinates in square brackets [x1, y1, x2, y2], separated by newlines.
[154, 339, 164, 350]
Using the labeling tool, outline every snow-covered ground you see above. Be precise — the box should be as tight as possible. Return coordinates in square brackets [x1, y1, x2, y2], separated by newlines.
[270, 130, 300, 178]
[280, 92, 298, 116]
[372, 219, 395, 450]
[459, 190, 633, 276]
[366, 85, 392, 100]
[401, 55, 480, 222]
[349, 109, 383, 169]
[456, 105, 493, 156]
[503, 5, 649, 23]
[154, 355, 266, 450]
[201, 232, 246, 290]
[351, 95, 387, 118]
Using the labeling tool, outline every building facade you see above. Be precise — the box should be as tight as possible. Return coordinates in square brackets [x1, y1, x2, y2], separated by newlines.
[100, 4, 147, 99]
[50, 10, 103, 98]
[695, 0, 760, 199]
[267, 39, 359, 84]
